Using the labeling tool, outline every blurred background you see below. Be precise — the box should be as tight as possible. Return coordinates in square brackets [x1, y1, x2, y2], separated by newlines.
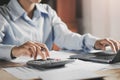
[42, 0, 120, 40]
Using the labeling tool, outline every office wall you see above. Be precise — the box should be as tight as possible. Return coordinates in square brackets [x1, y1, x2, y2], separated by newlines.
[82, 0, 120, 40]
[109, 0, 120, 40]
[82, 0, 92, 34]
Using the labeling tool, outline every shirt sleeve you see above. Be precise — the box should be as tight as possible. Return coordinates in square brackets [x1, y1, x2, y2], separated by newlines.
[0, 44, 15, 60]
[46, 4, 98, 52]
[0, 14, 14, 60]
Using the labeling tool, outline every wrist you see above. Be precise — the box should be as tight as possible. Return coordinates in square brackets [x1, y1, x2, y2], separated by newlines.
[11, 46, 18, 59]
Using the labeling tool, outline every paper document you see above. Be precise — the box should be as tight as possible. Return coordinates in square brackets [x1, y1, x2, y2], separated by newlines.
[3, 67, 42, 80]
[3, 50, 117, 80]
[3, 60, 108, 80]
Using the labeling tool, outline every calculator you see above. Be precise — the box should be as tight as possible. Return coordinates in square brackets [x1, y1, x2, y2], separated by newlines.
[27, 58, 74, 69]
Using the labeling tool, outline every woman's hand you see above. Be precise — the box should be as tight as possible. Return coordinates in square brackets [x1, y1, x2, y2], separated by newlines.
[11, 41, 50, 60]
[94, 38, 120, 53]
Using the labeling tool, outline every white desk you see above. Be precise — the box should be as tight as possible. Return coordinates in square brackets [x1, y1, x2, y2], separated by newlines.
[2, 50, 120, 80]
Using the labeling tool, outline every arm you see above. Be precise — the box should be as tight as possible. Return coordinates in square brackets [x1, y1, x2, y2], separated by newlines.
[0, 13, 50, 60]
[45, 5, 98, 51]
[0, 15, 15, 60]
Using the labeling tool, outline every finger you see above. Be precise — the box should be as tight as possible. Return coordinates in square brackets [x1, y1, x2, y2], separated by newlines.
[117, 41, 120, 50]
[28, 46, 36, 58]
[95, 42, 105, 50]
[33, 45, 42, 59]
[41, 51, 47, 60]
[41, 47, 50, 58]
[105, 39, 116, 53]
[110, 40, 120, 51]
[22, 41, 49, 59]
[100, 39, 115, 51]
[36, 47, 46, 60]
[34, 50, 38, 60]
[22, 41, 41, 59]
[22, 41, 37, 49]
[35, 43, 50, 57]
[95, 39, 108, 50]
[99, 44, 106, 50]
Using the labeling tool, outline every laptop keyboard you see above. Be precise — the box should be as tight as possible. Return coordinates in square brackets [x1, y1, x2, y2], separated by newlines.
[92, 55, 115, 60]
[70, 51, 120, 63]
[70, 53, 116, 60]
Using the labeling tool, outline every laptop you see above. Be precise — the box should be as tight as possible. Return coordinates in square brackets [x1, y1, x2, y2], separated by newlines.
[70, 50, 120, 64]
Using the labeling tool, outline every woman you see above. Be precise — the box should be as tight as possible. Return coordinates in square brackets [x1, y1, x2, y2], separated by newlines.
[0, 0, 119, 60]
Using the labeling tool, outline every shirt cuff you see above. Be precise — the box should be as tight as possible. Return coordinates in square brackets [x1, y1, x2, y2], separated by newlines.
[0, 45, 15, 60]
[83, 33, 99, 51]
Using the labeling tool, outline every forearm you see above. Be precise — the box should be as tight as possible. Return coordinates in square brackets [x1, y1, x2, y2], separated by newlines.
[55, 32, 98, 51]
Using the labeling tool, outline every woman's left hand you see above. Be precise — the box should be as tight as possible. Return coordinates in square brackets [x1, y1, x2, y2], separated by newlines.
[94, 38, 120, 53]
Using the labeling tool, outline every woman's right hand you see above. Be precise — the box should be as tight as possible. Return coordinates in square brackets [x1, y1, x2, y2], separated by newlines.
[11, 41, 50, 60]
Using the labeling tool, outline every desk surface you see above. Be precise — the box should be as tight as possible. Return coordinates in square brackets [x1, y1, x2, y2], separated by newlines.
[1, 50, 120, 80]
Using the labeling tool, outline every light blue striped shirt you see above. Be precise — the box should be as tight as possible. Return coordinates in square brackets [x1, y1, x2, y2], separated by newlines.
[0, 0, 97, 60]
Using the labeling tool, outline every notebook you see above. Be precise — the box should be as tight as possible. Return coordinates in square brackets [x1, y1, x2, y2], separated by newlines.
[70, 50, 120, 64]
